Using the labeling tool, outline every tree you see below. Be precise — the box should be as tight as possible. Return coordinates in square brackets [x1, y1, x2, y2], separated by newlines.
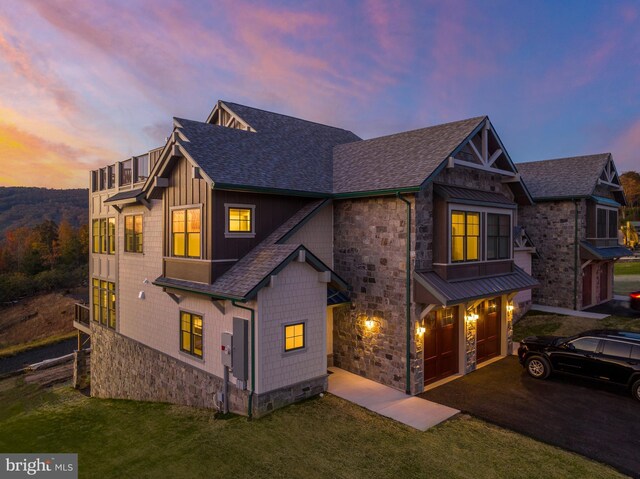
[620, 171, 640, 221]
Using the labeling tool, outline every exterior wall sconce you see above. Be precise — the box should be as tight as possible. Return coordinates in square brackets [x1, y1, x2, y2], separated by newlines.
[416, 325, 426, 336]
[359, 314, 380, 331]
[506, 304, 514, 313]
[465, 313, 478, 323]
[138, 291, 145, 300]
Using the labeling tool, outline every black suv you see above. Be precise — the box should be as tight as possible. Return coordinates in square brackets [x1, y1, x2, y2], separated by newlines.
[518, 329, 640, 401]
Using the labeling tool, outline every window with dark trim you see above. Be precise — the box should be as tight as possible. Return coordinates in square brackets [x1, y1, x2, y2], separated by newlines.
[172, 208, 201, 258]
[487, 213, 510, 260]
[596, 208, 607, 238]
[451, 211, 479, 262]
[108, 217, 116, 254]
[596, 207, 619, 239]
[91, 171, 98, 192]
[92, 278, 116, 328]
[125, 214, 143, 253]
[284, 322, 305, 352]
[107, 165, 115, 189]
[608, 210, 618, 239]
[180, 311, 203, 358]
[92, 219, 100, 253]
[120, 159, 132, 186]
[93, 218, 115, 255]
[99, 168, 106, 190]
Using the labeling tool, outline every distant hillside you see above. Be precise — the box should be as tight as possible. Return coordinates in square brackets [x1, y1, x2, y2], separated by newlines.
[0, 187, 88, 237]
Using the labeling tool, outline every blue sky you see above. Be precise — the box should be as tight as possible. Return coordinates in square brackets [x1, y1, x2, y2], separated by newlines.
[0, 0, 638, 187]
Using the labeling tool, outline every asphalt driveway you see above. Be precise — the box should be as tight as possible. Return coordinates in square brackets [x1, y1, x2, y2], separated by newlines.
[420, 356, 640, 478]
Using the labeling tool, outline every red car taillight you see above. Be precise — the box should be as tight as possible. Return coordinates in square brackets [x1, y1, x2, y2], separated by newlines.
[631, 292, 640, 299]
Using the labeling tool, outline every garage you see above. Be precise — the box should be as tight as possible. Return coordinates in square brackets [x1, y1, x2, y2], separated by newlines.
[423, 307, 458, 385]
[476, 298, 501, 363]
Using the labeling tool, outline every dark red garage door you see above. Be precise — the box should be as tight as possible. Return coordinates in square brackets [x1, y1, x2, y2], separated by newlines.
[424, 307, 458, 386]
[476, 298, 501, 363]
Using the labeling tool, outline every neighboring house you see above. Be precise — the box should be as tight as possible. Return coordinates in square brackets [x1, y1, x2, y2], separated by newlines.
[518, 154, 632, 310]
[74, 100, 538, 416]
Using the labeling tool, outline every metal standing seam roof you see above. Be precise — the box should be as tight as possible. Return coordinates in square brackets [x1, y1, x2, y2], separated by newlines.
[154, 200, 348, 300]
[415, 265, 539, 306]
[580, 242, 633, 260]
[434, 184, 516, 208]
[516, 154, 610, 200]
[104, 188, 144, 203]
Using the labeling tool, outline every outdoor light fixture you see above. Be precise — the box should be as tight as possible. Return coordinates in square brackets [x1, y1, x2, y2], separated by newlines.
[416, 325, 426, 336]
[365, 318, 376, 329]
[138, 291, 145, 300]
[143, 278, 150, 284]
[506, 304, 514, 313]
[359, 314, 380, 331]
[465, 313, 479, 323]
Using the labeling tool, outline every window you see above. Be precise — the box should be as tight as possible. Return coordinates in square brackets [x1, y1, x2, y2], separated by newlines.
[225, 204, 255, 237]
[107, 165, 115, 189]
[134, 156, 149, 183]
[99, 168, 106, 190]
[92, 279, 116, 328]
[108, 217, 116, 254]
[180, 312, 203, 358]
[125, 215, 143, 253]
[596, 207, 618, 239]
[100, 218, 108, 254]
[92, 219, 100, 253]
[120, 159, 132, 186]
[608, 210, 618, 239]
[487, 214, 510, 260]
[602, 340, 632, 358]
[568, 337, 600, 353]
[91, 171, 98, 192]
[451, 211, 479, 262]
[284, 323, 305, 352]
[172, 208, 201, 258]
[596, 208, 607, 238]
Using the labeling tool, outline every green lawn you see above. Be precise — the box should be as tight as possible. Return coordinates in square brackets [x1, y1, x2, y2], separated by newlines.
[614, 261, 640, 275]
[514, 312, 640, 342]
[0, 378, 624, 479]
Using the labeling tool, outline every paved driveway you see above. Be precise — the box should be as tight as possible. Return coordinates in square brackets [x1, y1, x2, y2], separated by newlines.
[420, 356, 640, 478]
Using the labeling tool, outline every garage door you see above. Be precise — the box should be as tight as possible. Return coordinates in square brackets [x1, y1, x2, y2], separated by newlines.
[476, 298, 501, 363]
[424, 307, 458, 386]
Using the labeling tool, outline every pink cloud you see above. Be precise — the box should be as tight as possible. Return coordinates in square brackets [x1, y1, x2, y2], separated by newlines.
[609, 119, 640, 173]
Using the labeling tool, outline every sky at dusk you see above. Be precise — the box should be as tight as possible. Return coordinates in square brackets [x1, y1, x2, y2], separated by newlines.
[0, 0, 638, 188]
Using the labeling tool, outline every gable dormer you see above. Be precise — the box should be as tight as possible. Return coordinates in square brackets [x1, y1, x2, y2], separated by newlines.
[206, 100, 256, 132]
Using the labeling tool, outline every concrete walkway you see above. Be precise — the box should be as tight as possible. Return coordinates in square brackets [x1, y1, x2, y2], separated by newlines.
[530, 304, 609, 319]
[327, 367, 458, 431]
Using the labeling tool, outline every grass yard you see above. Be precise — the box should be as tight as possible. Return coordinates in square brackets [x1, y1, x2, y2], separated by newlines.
[614, 261, 640, 275]
[0, 378, 624, 479]
[514, 311, 640, 342]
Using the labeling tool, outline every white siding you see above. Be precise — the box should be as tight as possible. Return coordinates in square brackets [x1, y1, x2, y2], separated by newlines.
[256, 261, 327, 393]
[285, 203, 333, 268]
[514, 250, 532, 304]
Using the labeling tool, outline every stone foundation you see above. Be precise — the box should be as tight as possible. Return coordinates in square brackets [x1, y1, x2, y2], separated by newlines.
[90, 324, 325, 417]
[73, 348, 91, 389]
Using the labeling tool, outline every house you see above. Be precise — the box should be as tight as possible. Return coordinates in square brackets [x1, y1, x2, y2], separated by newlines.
[74, 100, 538, 416]
[518, 154, 632, 310]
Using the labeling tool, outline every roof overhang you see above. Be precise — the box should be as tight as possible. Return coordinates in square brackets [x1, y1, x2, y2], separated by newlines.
[434, 184, 517, 209]
[580, 241, 632, 261]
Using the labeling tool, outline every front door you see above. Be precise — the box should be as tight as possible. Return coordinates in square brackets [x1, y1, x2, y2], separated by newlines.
[476, 298, 501, 363]
[599, 262, 609, 303]
[582, 264, 592, 308]
[424, 307, 458, 385]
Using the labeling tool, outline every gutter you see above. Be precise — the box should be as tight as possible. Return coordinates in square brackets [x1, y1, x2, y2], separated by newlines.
[396, 192, 412, 395]
[573, 199, 579, 310]
[232, 300, 256, 419]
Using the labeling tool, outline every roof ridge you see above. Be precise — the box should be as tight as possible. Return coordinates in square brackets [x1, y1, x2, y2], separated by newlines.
[220, 100, 357, 134]
[518, 153, 611, 166]
[340, 115, 486, 145]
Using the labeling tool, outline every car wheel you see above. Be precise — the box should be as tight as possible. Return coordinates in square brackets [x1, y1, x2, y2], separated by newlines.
[525, 356, 551, 380]
[632, 379, 640, 402]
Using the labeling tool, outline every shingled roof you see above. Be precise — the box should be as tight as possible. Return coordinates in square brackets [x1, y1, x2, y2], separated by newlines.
[174, 103, 360, 194]
[517, 154, 611, 200]
[332, 117, 485, 194]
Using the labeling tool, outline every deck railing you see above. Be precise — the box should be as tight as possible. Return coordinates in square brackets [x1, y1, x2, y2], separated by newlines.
[74, 303, 91, 334]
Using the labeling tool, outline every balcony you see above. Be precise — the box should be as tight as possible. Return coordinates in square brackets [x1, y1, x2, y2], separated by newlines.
[74, 303, 91, 335]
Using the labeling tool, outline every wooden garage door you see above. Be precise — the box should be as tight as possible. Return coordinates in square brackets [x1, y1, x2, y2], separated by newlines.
[424, 307, 458, 386]
[476, 298, 501, 363]
[582, 264, 593, 308]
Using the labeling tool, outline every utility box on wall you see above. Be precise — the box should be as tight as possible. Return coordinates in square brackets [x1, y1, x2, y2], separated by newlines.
[221, 332, 233, 368]
[232, 317, 248, 382]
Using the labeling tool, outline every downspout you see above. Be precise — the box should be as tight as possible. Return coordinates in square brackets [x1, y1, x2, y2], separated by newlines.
[573, 199, 579, 310]
[232, 300, 255, 419]
[396, 192, 412, 395]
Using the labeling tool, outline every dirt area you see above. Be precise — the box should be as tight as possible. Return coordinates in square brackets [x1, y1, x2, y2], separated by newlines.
[0, 290, 87, 349]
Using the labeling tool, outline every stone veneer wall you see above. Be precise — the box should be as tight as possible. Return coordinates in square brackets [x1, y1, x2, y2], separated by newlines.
[73, 349, 91, 389]
[332, 195, 422, 393]
[519, 200, 586, 309]
[91, 323, 325, 417]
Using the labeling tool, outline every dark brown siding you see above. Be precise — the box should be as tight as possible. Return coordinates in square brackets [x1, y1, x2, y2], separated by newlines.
[586, 199, 596, 239]
[163, 157, 212, 259]
[211, 190, 313, 276]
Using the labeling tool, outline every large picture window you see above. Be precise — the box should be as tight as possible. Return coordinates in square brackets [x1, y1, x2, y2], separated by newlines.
[451, 211, 479, 262]
[284, 322, 305, 352]
[92, 218, 115, 255]
[180, 312, 203, 358]
[125, 214, 143, 253]
[596, 207, 619, 239]
[92, 278, 116, 329]
[487, 213, 511, 260]
[172, 208, 201, 258]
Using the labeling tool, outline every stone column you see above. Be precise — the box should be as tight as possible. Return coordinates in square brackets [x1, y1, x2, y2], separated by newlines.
[464, 309, 477, 373]
[73, 349, 91, 389]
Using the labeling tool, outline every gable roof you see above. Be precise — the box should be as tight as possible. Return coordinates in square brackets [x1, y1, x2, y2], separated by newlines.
[517, 154, 611, 200]
[332, 117, 485, 194]
[174, 112, 360, 194]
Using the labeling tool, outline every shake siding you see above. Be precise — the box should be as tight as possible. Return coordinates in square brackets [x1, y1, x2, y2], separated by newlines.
[256, 262, 326, 394]
[116, 200, 255, 383]
[284, 203, 334, 268]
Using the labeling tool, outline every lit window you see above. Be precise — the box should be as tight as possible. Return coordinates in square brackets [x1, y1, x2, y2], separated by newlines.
[92, 279, 100, 322]
[172, 208, 201, 258]
[92, 278, 116, 328]
[125, 214, 143, 253]
[180, 312, 203, 358]
[108, 217, 116, 254]
[229, 208, 252, 232]
[284, 323, 305, 352]
[451, 211, 479, 262]
[92, 220, 100, 254]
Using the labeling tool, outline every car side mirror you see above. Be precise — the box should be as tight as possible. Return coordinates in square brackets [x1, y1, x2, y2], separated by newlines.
[563, 343, 575, 350]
